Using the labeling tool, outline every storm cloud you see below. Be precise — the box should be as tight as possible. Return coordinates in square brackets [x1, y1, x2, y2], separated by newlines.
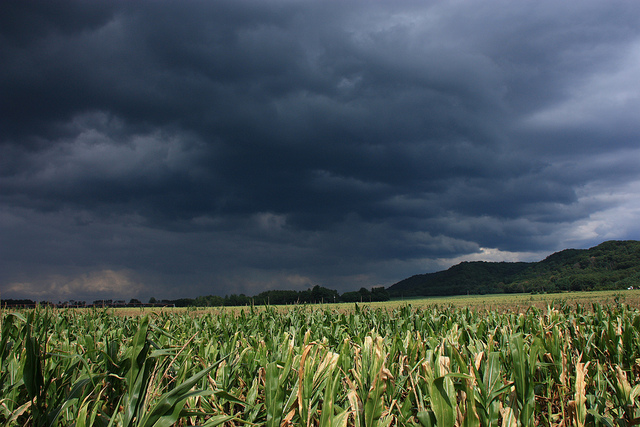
[2, 0, 640, 302]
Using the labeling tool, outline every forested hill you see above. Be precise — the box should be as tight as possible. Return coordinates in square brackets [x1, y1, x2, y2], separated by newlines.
[387, 240, 640, 297]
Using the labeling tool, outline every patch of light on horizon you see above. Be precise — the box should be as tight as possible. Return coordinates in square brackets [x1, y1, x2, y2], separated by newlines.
[565, 179, 640, 245]
[3, 269, 145, 302]
[436, 247, 546, 270]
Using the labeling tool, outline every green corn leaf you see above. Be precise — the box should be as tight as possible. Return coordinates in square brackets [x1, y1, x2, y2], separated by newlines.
[140, 360, 224, 427]
[0, 314, 18, 364]
[416, 410, 436, 427]
[587, 409, 615, 427]
[200, 414, 237, 426]
[265, 361, 285, 427]
[123, 316, 152, 426]
[108, 395, 125, 427]
[123, 358, 155, 426]
[319, 368, 341, 427]
[213, 390, 247, 407]
[430, 376, 456, 427]
[23, 336, 43, 402]
[47, 375, 104, 427]
[331, 408, 350, 427]
[142, 390, 214, 427]
[2, 400, 32, 426]
[363, 367, 393, 427]
[75, 398, 91, 427]
[246, 377, 259, 407]
[509, 333, 536, 427]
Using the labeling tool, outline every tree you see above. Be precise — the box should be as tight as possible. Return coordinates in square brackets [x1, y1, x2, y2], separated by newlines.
[311, 285, 339, 303]
[371, 287, 390, 301]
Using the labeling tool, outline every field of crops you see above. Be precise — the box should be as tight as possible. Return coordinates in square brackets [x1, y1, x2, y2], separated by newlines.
[1, 301, 639, 426]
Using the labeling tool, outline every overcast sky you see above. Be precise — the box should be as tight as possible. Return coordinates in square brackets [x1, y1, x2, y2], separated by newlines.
[2, 0, 640, 302]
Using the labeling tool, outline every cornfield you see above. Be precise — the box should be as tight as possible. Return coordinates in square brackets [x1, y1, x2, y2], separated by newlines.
[1, 302, 639, 426]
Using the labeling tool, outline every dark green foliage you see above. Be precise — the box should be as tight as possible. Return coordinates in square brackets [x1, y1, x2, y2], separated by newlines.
[193, 294, 224, 306]
[388, 240, 640, 297]
[181, 285, 386, 307]
[0, 299, 36, 307]
[341, 287, 390, 302]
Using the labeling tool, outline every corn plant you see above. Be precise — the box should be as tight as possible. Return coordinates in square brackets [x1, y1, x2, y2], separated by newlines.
[1, 301, 640, 426]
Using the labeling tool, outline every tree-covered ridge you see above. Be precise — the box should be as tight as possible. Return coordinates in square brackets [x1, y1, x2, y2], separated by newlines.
[387, 240, 640, 297]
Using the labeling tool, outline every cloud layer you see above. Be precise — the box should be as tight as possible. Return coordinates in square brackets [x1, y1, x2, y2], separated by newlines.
[2, 0, 640, 302]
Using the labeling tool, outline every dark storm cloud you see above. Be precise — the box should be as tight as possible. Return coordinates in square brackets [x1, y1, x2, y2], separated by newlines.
[2, 0, 640, 301]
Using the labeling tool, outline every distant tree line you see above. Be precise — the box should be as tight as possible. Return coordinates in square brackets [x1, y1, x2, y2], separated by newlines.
[158, 285, 390, 308]
[1, 286, 390, 309]
[0, 298, 145, 309]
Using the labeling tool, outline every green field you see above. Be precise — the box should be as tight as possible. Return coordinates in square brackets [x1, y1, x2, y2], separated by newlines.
[389, 289, 640, 311]
[1, 292, 640, 426]
[98, 290, 640, 317]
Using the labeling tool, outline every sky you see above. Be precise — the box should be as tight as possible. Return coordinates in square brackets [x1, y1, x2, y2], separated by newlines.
[2, 0, 640, 303]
